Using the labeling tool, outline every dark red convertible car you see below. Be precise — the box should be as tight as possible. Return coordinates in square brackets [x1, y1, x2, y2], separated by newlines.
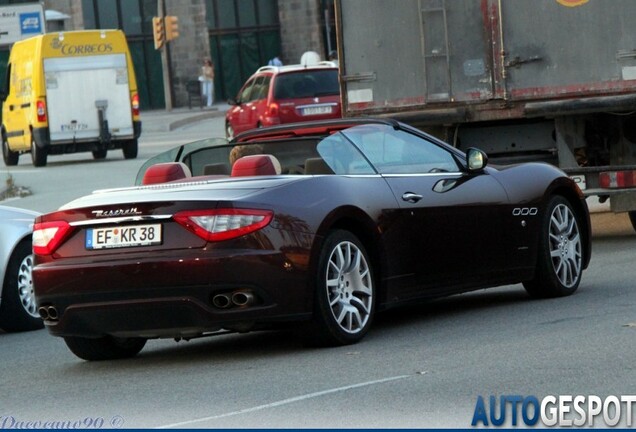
[32, 119, 591, 361]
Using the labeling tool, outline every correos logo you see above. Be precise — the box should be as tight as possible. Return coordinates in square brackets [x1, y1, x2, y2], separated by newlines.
[50, 38, 113, 55]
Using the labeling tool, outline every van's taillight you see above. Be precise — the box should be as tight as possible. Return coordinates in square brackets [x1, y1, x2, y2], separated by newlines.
[174, 209, 273, 242]
[36, 100, 47, 123]
[32, 221, 73, 255]
[131, 93, 140, 117]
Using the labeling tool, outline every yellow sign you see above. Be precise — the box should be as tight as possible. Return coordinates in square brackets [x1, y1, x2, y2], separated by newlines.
[556, 0, 589, 7]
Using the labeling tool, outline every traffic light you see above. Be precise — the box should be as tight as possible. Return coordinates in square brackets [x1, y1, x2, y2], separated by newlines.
[165, 16, 179, 41]
[152, 16, 164, 50]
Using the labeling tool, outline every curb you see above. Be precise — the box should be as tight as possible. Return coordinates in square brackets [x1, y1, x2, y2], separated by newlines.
[167, 109, 226, 131]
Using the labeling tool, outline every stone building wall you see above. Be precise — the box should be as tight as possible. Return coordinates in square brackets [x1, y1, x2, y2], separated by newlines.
[165, 0, 211, 107]
[277, 0, 325, 65]
[44, 0, 84, 31]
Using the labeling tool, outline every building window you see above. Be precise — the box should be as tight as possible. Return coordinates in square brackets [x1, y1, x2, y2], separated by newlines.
[206, 0, 280, 100]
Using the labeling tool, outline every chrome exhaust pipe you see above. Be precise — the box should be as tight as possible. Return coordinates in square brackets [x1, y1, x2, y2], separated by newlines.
[231, 291, 255, 307]
[212, 294, 232, 309]
[38, 307, 49, 320]
[47, 306, 59, 320]
[38, 305, 59, 321]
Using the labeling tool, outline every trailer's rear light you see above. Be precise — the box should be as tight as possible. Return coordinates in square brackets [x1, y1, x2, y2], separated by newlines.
[131, 92, 140, 117]
[174, 209, 273, 242]
[33, 221, 73, 255]
[36, 100, 47, 123]
[599, 171, 636, 189]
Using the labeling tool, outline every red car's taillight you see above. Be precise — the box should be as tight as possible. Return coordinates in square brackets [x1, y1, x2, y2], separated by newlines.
[174, 209, 273, 242]
[268, 102, 279, 117]
[32, 221, 73, 255]
[36, 100, 47, 123]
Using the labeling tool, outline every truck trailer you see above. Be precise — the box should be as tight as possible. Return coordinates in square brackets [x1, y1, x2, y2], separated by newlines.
[335, 0, 636, 229]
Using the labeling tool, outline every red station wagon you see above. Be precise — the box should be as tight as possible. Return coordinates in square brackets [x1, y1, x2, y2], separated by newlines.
[225, 62, 341, 139]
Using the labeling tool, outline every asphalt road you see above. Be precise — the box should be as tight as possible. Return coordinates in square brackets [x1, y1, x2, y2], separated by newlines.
[0, 117, 634, 428]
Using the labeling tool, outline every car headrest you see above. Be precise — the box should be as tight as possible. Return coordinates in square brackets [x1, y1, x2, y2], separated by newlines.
[142, 162, 192, 185]
[231, 154, 282, 177]
[304, 157, 334, 174]
[203, 163, 231, 176]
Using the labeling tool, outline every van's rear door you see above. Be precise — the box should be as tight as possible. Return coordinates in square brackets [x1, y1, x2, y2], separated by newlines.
[44, 54, 133, 143]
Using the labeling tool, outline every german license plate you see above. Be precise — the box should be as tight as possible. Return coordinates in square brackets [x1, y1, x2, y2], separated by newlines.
[85, 224, 162, 250]
[302, 106, 333, 116]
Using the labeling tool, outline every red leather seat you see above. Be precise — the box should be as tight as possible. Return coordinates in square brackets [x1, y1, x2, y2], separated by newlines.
[231, 154, 282, 177]
[142, 162, 192, 185]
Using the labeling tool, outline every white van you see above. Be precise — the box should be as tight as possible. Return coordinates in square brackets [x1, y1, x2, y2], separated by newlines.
[1, 30, 142, 167]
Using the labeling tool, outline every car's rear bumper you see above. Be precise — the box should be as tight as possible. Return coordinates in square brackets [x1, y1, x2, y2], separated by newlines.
[34, 249, 312, 338]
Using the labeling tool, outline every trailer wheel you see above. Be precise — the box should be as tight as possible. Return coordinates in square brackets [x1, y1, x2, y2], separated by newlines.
[92, 148, 107, 160]
[627, 211, 636, 232]
[30, 136, 47, 167]
[2, 134, 19, 166]
[122, 139, 138, 159]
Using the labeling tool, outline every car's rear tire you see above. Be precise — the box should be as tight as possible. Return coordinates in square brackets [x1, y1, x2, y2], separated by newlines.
[2, 134, 19, 166]
[30, 136, 47, 167]
[0, 240, 43, 332]
[524, 196, 583, 298]
[122, 139, 138, 159]
[307, 230, 375, 346]
[64, 336, 146, 361]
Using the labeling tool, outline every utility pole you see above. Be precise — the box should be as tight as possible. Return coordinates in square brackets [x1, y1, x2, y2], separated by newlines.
[156, 0, 173, 110]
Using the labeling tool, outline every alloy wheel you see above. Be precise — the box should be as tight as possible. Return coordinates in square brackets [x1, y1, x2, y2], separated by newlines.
[548, 203, 582, 288]
[325, 240, 373, 334]
[17, 254, 38, 318]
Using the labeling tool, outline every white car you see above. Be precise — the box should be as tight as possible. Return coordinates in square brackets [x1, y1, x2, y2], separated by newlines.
[0, 205, 42, 332]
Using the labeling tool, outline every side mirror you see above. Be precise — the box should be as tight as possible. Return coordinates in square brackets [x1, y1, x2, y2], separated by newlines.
[466, 147, 488, 172]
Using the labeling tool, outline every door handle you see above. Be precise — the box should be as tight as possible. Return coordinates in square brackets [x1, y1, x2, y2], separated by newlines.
[402, 192, 423, 203]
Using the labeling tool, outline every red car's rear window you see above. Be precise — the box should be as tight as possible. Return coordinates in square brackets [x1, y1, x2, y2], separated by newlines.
[273, 70, 339, 100]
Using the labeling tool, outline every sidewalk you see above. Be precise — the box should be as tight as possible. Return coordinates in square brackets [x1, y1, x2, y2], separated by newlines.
[139, 102, 230, 133]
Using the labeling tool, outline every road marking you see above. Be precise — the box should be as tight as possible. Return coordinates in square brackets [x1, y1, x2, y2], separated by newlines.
[157, 374, 411, 429]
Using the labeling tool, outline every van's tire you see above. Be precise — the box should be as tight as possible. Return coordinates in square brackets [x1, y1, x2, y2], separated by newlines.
[2, 134, 19, 166]
[92, 148, 107, 160]
[30, 136, 47, 167]
[122, 139, 138, 159]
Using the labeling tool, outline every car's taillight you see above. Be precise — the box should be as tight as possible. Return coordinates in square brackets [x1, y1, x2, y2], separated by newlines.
[174, 209, 273, 242]
[36, 100, 47, 123]
[131, 92, 140, 117]
[32, 221, 73, 255]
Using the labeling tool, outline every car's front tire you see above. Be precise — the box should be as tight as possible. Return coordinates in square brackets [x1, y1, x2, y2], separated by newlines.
[64, 336, 147, 361]
[0, 240, 43, 332]
[524, 196, 584, 298]
[225, 122, 234, 140]
[308, 230, 375, 346]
